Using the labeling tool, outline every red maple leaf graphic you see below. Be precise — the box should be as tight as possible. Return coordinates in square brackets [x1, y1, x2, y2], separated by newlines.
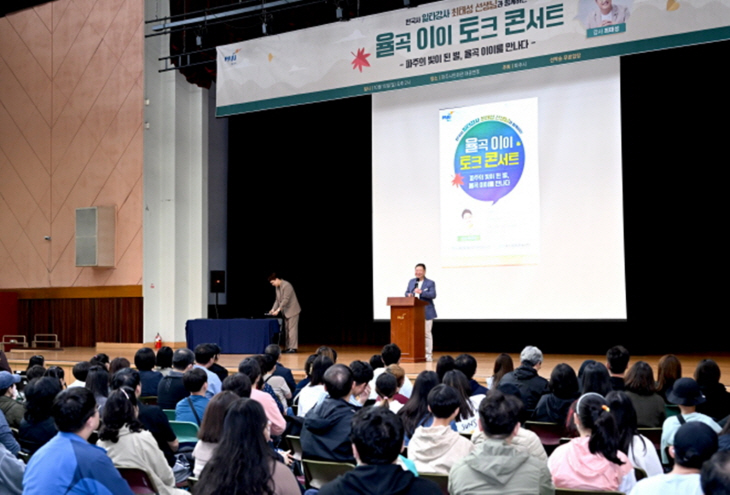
[452, 174, 465, 187]
[351, 48, 371, 72]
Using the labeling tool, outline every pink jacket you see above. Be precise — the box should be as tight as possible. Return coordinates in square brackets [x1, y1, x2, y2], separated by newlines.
[252, 389, 286, 436]
[548, 436, 634, 492]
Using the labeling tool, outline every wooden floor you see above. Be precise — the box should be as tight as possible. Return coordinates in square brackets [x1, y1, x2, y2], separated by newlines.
[5, 345, 730, 386]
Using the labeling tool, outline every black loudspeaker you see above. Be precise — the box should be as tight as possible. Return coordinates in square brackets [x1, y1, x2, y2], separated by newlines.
[210, 271, 226, 293]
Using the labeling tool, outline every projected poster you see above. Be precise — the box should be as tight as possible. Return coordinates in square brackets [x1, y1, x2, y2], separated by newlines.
[440, 98, 539, 267]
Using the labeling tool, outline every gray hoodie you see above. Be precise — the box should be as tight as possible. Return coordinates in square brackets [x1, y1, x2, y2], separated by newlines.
[448, 437, 554, 495]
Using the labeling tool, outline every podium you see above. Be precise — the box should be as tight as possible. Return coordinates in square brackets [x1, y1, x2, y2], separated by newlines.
[386, 297, 428, 363]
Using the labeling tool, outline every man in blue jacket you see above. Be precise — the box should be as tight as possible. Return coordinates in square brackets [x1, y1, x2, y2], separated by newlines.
[405, 263, 437, 362]
[23, 388, 134, 495]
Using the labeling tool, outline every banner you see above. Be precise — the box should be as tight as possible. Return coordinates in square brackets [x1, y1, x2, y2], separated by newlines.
[217, 0, 730, 115]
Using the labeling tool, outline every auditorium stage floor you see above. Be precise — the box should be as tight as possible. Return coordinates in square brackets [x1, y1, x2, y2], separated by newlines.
[5, 345, 729, 386]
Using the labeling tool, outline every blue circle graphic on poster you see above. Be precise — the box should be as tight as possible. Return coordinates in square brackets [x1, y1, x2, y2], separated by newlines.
[453, 118, 525, 203]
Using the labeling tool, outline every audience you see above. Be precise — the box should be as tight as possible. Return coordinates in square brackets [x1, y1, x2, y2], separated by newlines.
[631, 422, 718, 495]
[349, 360, 374, 407]
[258, 353, 289, 410]
[533, 363, 580, 424]
[265, 344, 297, 394]
[0, 371, 23, 429]
[624, 361, 666, 427]
[0, 439, 24, 495]
[442, 370, 479, 434]
[580, 361, 613, 397]
[436, 355, 455, 383]
[454, 354, 488, 396]
[319, 406, 441, 495]
[19, 377, 60, 455]
[487, 353, 513, 389]
[25, 365, 45, 382]
[23, 388, 133, 495]
[0, 403, 19, 457]
[44, 366, 67, 389]
[301, 364, 357, 463]
[207, 344, 229, 383]
[98, 387, 186, 495]
[450, 390, 554, 495]
[656, 354, 682, 402]
[90, 353, 110, 371]
[606, 391, 663, 477]
[195, 398, 299, 495]
[293, 353, 317, 399]
[193, 390, 239, 477]
[158, 348, 195, 410]
[297, 355, 333, 417]
[9, 344, 730, 495]
[701, 450, 730, 495]
[156, 346, 174, 376]
[719, 420, 730, 452]
[398, 370, 440, 443]
[369, 354, 384, 372]
[548, 392, 635, 492]
[109, 357, 131, 377]
[175, 368, 209, 425]
[369, 344, 413, 399]
[238, 357, 286, 436]
[111, 368, 181, 476]
[85, 365, 110, 412]
[661, 377, 722, 464]
[408, 384, 474, 474]
[374, 372, 402, 413]
[68, 361, 90, 388]
[385, 364, 408, 404]
[221, 372, 252, 398]
[135, 347, 163, 397]
[606, 345, 630, 391]
[194, 344, 222, 398]
[498, 346, 549, 411]
[695, 358, 730, 422]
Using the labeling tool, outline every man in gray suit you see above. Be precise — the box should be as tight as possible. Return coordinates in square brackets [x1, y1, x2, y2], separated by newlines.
[268, 273, 301, 353]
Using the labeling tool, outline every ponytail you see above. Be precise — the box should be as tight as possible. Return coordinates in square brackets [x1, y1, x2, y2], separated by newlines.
[376, 373, 398, 411]
[576, 393, 624, 466]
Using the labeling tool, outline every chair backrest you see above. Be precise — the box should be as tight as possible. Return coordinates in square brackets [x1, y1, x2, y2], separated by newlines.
[634, 467, 648, 482]
[419, 472, 449, 495]
[163, 409, 176, 421]
[287, 435, 303, 461]
[555, 489, 625, 495]
[524, 421, 568, 455]
[117, 466, 158, 494]
[665, 404, 680, 418]
[301, 459, 355, 489]
[169, 421, 200, 444]
[139, 396, 158, 406]
[637, 427, 662, 452]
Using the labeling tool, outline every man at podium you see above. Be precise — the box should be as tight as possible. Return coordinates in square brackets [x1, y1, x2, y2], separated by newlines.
[405, 263, 437, 362]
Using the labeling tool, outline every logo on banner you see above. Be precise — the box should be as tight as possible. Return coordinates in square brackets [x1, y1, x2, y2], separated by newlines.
[223, 49, 242, 65]
[451, 116, 525, 203]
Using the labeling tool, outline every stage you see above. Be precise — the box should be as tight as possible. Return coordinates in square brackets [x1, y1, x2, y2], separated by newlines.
[4, 345, 729, 387]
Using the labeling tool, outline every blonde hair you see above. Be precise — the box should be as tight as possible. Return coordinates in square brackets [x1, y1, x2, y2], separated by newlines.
[386, 364, 405, 388]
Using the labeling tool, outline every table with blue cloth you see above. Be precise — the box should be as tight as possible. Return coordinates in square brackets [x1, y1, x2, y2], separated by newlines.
[185, 319, 280, 354]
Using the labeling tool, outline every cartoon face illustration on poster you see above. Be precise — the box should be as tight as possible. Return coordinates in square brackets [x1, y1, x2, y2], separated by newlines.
[452, 117, 525, 204]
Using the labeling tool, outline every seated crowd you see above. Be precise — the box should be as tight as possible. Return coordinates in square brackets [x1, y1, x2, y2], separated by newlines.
[0, 342, 728, 495]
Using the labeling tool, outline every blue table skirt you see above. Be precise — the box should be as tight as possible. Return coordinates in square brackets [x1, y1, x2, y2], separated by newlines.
[185, 318, 280, 354]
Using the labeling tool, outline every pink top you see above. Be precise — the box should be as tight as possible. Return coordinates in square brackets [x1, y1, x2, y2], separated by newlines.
[251, 389, 286, 436]
[548, 436, 635, 492]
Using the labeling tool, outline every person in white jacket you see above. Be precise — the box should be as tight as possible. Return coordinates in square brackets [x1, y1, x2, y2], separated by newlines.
[408, 384, 474, 474]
